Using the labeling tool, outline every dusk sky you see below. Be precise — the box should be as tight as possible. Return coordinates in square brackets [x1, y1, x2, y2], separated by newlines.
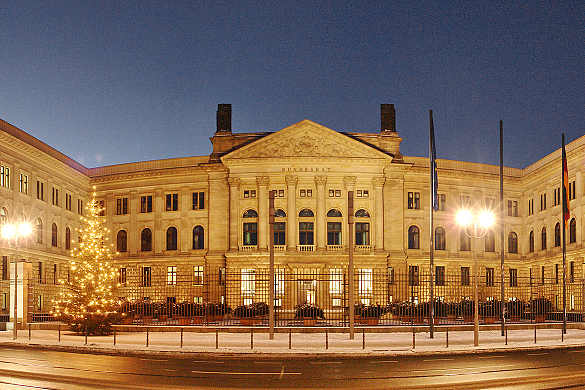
[1, 1, 583, 169]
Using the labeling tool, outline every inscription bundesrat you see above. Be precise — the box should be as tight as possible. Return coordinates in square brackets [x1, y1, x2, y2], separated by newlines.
[281, 167, 331, 172]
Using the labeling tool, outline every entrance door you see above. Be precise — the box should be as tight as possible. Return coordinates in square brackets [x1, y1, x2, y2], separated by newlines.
[298, 280, 316, 304]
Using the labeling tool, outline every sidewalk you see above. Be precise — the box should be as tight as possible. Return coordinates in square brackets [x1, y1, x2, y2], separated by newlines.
[2, 324, 585, 357]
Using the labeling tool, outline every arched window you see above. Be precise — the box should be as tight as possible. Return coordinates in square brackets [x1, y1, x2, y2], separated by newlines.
[274, 209, 286, 218]
[65, 227, 71, 250]
[460, 229, 471, 251]
[51, 222, 58, 247]
[0, 207, 6, 223]
[243, 209, 258, 218]
[435, 227, 446, 251]
[141, 228, 152, 252]
[554, 222, 561, 247]
[36, 218, 43, 244]
[485, 230, 495, 252]
[327, 209, 342, 217]
[508, 232, 518, 254]
[355, 209, 370, 218]
[541, 227, 547, 250]
[299, 209, 314, 217]
[117, 230, 127, 253]
[193, 225, 204, 249]
[529, 230, 534, 253]
[166, 227, 178, 250]
[408, 225, 420, 249]
[570, 218, 577, 243]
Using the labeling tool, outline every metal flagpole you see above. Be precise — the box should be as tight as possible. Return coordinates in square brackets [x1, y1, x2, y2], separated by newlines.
[429, 110, 436, 339]
[500, 120, 505, 336]
[562, 134, 568, 335]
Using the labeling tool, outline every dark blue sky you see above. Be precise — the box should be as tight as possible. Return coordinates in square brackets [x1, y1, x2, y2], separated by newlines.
[1, 1, 583, 169]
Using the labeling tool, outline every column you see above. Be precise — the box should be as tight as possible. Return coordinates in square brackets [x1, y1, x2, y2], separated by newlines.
[228, 177, 240, 250]
[129, 190, 138, 255]
[372, 177, 385, 251]
[344, 176, 356, 248]
[285, 175, 298, 250]
[257, 176, 269, 250]
[315, 176, 327, 250]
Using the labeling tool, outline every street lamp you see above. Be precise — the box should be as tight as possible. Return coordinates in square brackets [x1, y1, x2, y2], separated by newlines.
[2, 222, 32, 340]
[457, 209, 494, 347]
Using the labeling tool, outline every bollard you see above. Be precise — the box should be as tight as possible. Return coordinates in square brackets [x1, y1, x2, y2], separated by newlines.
[412, 328, 415, 349]
[446, 327, 449, 348]
[114, 328, 116, 346]
[562, 328, 564, 342]
[146, 327, 149, 347]
[28, 326, 31, 340]
[216, 329, 218, 349]
[251, 328, 254, 349]
[289, 329, 292, 349]
[363, 330, 365, 350]
[505, 328, 508, 345]
[85, 325, 88, 346]
[181, 328, 183, 348]
[534, 324, 537, 344]
[58, 324, 61, 342]
[326, 329, 328, 349]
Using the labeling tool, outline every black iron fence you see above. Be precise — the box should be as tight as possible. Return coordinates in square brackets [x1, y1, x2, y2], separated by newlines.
[2, 268, 583, 326]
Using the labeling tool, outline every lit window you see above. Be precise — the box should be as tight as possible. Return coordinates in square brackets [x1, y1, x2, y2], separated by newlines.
[193, 265, 204, 285]
[167, 266, 177, 285]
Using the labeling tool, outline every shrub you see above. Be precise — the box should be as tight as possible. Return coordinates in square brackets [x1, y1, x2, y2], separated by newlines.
[530, 297, 552, 315]
[233, 302, 269, 318]
[479, 300, 502, 317]
[294, 303, 325, 319]
[63, 313, 122, 336]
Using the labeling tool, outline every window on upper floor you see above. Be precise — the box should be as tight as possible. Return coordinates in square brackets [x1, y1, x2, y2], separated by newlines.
[540, 193, 547, 211]
[37, 181, 44, 201]
[140, 195, 152, 213]
[408, 192, 420, 209]
[166, 227, 178, 250]
[193, 226, 204, 249]
[435, 227, 446, 250]
[192, 192, 205, 210]
[439, 194, 446, 211]
[528, 199, 534, 216]
[541, 227, 547, 250]
[65, 227, 71, 250]
[328, 189, 341, 197]
[77, 199, 83, 215]
[554, 222, 561, 247]
[52, 187, 59, 206]
[508, 231, 518, 253]
[274, 222, 286, 245]
[116, 197, 128, 215]
[117, 230, 128, 253]
[570, 218, 577, 243]
[408, 225, 420, 249]
[141, 228, 152, 252]
[19, 173, 28, 195]
[51, 222, 58, 247]
[243, 190, 256, 198]
[460, 229, 471, 251]
[97, 200, 105, 216]
[529, 230, 534, 253]
[356, 190, 369, 198]
[485, 229, 495, 252]
[1, 165, 10, 188]
[507, 200, 518, 217]
[65, 193, 72, 211]
[36, 218, 42, 244]
[356, 222, 370, 246]
[166, 193, 178, 211]
[299, 189, 313, 197]
[569, 180, 576, 200]
[270, 189, 285, 197]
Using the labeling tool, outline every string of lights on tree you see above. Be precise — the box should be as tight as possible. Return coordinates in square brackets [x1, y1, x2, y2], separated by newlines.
[52, 187, 119, 319]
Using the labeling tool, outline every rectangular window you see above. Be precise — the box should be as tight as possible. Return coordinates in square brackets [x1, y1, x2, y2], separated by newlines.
[19, 173, 28, 194]
[241, 269, 255, 295]
[218, 267, 226, 286]
[141, 267, 152, 287]
[555, 263, 560, 284]
[356, 190, 370, 198]
[299, 189, 313, 197]
[166, 194, 178, 211]
[355, 222, 370, 246]
[116, 198, 128, 215]
[38, 261, 43, 284]
[141, 195, 153, 213]
[528, 199, 533, 216]
[387, 266, 395, 285]
[329, 269, 343, 294]
[507, 200, 518, 217]
[192, 192, 205, 210]
[509, 268, 518, 287]
[167, 266, 177, 285]
[486, 268, 495, 287]
[244, 190, 256, 198]
[329, 189, 341, 197]
[435, 266, 445, 286]
[37, 181, 44, 200]
[541, 266, 545, 285]
[274, 222, 286, 245]
[193, 265, 204, 285]
[570, 180, 576, 200]
[570, 261, 575, 283]
[460, 195, 471, 208]
[359, 269, 373, 295]
[118, 267, 127, 286]
[78, 199, 83, 214]
[408, 265, 419, 286]
[540, 193, 547, 211]
[439, 194, 446, 211]
[52, 187, 59, 206]
[327, 222, 342, 245]
[299, 222, 314, 245]
[461, 267, 470, 286]
[243, 223, 258, 245]
[65, 193, 73, 211]
[2, 256, 7, 280]
[274, 269, 285, 294]
[1, 165, 10, 188]
[408, 192, 421, 209]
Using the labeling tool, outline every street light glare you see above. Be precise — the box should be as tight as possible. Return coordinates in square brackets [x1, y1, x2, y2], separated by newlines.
[479, 211, 495, 228]
[1, 224, 16, 239]
[457, 210, 472, 226]
[2, 222, 32, 239]
[17, 223, 32, 237]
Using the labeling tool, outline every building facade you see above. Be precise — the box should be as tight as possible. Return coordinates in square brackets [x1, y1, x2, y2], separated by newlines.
[1, 104, 584, 322]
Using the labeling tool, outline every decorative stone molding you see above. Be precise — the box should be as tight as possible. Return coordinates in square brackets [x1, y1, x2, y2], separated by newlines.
[285, 175, 298, 186]
[227, 177, 240, 187]
[256, 176, 269, 187]
[372, 177, 386, 187]
[314, 176, 328, 187]
[343, 176, 356, 188]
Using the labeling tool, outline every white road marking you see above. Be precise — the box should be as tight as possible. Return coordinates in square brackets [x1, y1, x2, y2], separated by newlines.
[369, 360, 399, 364]
[191, 370, 301, 375]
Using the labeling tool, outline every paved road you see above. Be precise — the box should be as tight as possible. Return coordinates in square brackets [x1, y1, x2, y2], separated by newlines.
[1, 347, 585, 389]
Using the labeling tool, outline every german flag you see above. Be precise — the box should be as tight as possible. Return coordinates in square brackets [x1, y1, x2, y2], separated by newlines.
[562, 134, 570, 227]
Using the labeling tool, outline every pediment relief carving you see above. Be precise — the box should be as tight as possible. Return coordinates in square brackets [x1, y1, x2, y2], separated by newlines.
[222, 121, 390, 161]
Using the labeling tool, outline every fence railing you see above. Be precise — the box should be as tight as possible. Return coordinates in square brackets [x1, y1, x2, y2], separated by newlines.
[2, 269, 583, 327]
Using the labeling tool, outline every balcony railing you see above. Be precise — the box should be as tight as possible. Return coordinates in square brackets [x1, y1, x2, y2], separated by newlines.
[355, 245, 373, 252]
[239, 245, 258, 252]
[327, 245, 344, 252]
[273, 245, 286, 252]
[297, 245, 315, 252]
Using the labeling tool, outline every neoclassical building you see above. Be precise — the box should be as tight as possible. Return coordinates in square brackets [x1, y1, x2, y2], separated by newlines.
[1, 104, 583, 323]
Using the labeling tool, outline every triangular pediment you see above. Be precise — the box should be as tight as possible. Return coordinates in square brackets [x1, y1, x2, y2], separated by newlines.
[221, 120, 391, 162]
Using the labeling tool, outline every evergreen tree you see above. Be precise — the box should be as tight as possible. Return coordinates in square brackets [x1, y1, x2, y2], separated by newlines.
[52, 188, 119, 332]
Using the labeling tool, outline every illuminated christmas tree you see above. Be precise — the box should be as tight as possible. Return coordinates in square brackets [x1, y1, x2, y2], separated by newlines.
[52, 187, 119, 333]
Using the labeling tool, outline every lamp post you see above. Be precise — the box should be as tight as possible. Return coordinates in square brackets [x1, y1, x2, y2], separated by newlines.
[2, 222, 32, 340]
[457, 209, 494, 347]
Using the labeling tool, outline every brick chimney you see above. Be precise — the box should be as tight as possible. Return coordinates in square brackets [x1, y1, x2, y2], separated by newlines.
[216, 104, 232, 133]
[380, 104, 396, 133]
